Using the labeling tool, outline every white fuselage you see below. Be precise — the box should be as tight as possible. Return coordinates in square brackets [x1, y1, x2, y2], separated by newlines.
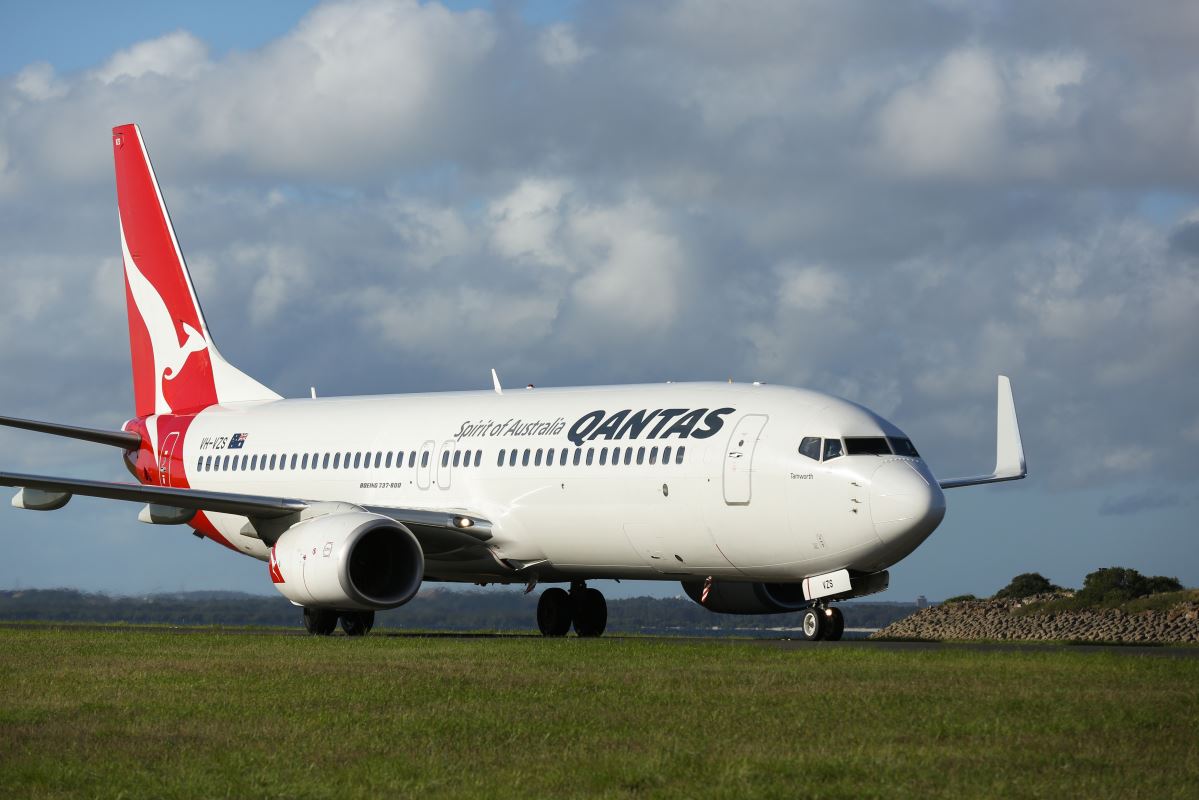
[175, 381, 946, 585]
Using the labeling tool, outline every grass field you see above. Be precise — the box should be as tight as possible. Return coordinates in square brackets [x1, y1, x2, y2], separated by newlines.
[1, 626, 1196, 799]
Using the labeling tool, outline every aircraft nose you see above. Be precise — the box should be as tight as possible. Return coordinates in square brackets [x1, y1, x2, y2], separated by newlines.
[870, 460, 946, 544]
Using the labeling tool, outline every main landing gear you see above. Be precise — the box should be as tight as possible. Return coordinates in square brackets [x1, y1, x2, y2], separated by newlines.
[801, 605, 845, 642]
[537, 582, 608, 637]
[302, 607, 375, 637]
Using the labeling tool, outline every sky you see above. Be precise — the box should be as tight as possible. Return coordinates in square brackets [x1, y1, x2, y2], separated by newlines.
[0, 0, 1196, 605]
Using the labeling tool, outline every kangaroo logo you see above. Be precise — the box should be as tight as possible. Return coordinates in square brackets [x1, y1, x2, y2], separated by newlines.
[121, 230, 209, 415]
[269, 547, 285, 584]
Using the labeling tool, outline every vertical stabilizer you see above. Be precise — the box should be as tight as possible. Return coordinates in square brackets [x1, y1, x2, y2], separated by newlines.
[112, 123, 280, 417]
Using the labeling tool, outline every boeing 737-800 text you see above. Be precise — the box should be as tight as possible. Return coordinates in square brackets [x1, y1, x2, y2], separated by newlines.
[0, 124, 1026, 638]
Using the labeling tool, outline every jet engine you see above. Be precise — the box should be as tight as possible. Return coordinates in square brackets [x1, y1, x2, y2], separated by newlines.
[680, 580, 809, 615]
[269, 511, 424, 611]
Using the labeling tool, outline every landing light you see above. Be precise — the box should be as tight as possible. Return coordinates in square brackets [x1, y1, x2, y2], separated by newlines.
[453, 516, 474, 529]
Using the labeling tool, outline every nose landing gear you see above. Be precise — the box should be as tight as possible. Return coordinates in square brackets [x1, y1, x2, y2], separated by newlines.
[801, 604, 845, 641]
[537, 582, 608, 637]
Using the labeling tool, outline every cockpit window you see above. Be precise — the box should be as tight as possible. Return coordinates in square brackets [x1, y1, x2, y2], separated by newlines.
[845, 437, 892, 456]
[888, 437, 920, 458]
[823, 438, 844, 461]
[798, 437, 821, 460]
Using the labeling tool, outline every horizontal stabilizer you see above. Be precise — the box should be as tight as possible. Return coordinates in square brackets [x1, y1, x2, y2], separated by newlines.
[938, 375, 1027, 489]
[0, 415, 141, 450]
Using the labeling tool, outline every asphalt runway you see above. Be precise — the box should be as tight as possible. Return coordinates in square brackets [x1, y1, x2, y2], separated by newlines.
[2, 621, 1195, 658]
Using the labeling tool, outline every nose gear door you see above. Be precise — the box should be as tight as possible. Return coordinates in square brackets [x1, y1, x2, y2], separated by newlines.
[723, 414, 768, 505]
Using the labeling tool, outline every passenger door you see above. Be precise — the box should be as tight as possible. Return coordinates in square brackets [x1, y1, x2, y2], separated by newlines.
[723, 415, 768, 505]
[159, 431, 179, 486]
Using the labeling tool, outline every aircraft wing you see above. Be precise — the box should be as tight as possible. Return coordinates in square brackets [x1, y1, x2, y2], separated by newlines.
[937, 375, 1028, 489]
[0, 470, 491, 552]
[1, 471, 306, 517]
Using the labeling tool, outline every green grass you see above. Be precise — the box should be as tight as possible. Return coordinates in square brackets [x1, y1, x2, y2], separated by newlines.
[1014, 588, 1199, 616]
[1, 626, 1197, 799]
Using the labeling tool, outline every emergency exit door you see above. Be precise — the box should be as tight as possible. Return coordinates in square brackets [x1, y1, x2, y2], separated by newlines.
[723, 415, 768, 505]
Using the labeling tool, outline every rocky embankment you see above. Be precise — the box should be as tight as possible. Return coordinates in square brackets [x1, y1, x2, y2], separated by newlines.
[871, 594, 1199, 643]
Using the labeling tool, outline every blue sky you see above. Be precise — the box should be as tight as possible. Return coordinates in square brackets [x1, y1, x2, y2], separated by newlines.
[0, 0, 1196, 606]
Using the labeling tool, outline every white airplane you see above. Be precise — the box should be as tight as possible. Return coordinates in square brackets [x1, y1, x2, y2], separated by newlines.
[0, 124, 1026, 639]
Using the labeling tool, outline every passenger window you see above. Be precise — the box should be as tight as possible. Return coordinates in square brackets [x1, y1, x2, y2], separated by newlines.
[612, 447, 621, 467]
[573, 449, 582, 466]
[197, 457, 203, 472]
[508, 449, 518, 467]
[535, 449, 543, 466]
[267, 454, 275, 470]
[823, 438, 844, 461]
[301, 454, 309, 470]
[522, 449, 530, 466]
[663, 446, 672, 464]
[498, 449, 506, 466]
[462, 449, 471, 467]
[474, 451, 482, 467]
[322, 453, 330, 469]
[241, 455, 249, 470]
[384, 452, 392, 468]
[251, 455, 259, 470]
[624, 448, 633, 466]
[409, 452, 417, 468]
[676, 446, 686, 464]
[559, 449, 568, 467]
[798, 437, 821, 460]
[352, 452, 360, 469]
[231, 456, 239, 472]
[649, 446, 658, 465]
[453, 451, 461, 468]
[333, 453, 341, 469]
[223, 455, 230, 470]
[373, 452, 381, 468]
[586, 448, 594, 466]
[546, 448, 554, 466]
[637, 447, 645, 465]
[441, 450, 449, 468]
[599, 448, 608, 466]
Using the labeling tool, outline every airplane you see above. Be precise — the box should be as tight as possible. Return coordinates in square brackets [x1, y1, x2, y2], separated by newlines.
[0, 124, 1026, 639]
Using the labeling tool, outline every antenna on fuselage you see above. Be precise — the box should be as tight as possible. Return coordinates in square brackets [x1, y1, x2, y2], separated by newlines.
[491, 369, 503, 395]
[310, 386, 317, 399]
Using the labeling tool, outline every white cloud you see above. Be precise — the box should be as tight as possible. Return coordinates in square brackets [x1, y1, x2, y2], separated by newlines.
[91, 31, 210, 83]
[875, 48, 1004, 179]
[537, 23, 592, 69]
[488, 179, 571, 268]
[776, 263, 846, 311]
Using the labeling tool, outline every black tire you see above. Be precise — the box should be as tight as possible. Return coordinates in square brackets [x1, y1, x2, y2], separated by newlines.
[825, 606, 845, 641]
[572, 588, 608, 638]
[537, 588, 572, 636]
[340, 610, 375, 637]
[303, 607, 338, 636]
[801, 607, 825, 641]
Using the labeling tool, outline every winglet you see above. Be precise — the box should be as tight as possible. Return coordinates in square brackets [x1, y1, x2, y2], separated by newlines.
[491, 369, 503, 395]
[939, 375, 1027, 489]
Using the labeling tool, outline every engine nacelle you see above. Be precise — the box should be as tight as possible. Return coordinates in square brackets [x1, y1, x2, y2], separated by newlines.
[681, 580, 809, 615]
[269, 511, 424, 611]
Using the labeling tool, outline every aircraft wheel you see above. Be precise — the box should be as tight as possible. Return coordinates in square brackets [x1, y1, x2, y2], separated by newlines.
[303, 607, 338, 636]
[572, 588, 608, 638]
[824, 607, 845, 641]
[537, 588, 573, 636]
[801, 607, 826, 641]
[341, 610, 375, 637]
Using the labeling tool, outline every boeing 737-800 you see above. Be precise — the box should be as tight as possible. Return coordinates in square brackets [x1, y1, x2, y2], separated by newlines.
[0, 124, 1026, 639]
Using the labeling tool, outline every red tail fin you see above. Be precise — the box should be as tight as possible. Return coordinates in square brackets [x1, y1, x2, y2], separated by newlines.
[112, 124, 278, 417]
